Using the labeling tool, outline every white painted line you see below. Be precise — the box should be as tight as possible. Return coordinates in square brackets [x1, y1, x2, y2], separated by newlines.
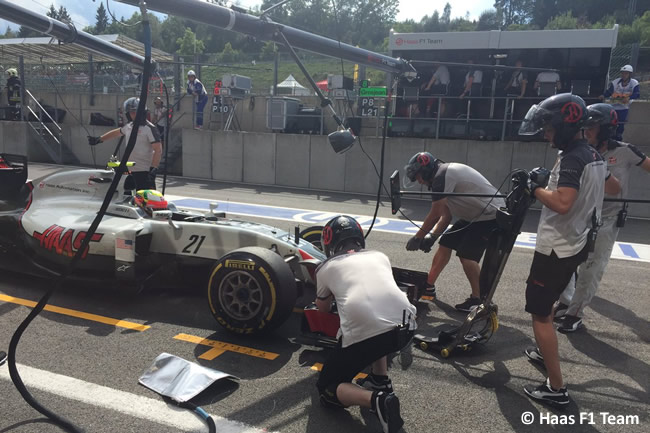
[0, 363, 274, 433]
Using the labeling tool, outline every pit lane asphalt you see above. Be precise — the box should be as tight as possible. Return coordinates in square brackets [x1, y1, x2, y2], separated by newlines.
[0, 163, 648, 433]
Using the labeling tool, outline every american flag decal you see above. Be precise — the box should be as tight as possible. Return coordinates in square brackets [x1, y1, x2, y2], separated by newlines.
[116, 238, 133, 249]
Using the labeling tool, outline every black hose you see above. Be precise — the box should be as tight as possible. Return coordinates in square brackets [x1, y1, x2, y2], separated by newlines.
[7, 10, 154, 433]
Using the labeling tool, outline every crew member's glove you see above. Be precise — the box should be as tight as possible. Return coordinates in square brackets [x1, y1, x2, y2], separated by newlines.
[87, 136, 102, 146]
[419, 233, 440, 253]
[148, 166, 158, 185]
[406, 235, 422, 251]
[528, 167, 550, 198]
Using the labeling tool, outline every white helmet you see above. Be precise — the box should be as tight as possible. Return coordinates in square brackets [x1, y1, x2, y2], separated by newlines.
[187, 70, 196, 77]
[620, 65, 633, 73]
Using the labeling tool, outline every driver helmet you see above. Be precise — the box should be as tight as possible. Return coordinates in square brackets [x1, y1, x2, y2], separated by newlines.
[321, 215, 365, 258]
[5, 68, 17, 77]
[584, 103, 618, 144]
[134, 189, 168, 214]
[519, 93, 588, 149]
[620, 64, 633, 73]
[404, 151, 440, 187]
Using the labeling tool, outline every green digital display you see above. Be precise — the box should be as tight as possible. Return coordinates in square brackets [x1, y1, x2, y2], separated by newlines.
[359, 87, 387, 97]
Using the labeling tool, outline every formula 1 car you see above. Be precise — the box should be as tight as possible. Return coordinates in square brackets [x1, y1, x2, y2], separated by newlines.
[0, 153, 326, 335]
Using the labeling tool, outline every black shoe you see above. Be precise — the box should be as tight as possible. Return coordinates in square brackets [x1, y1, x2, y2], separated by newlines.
[523, 377, 570, 407]
[554, 302, 569, 320]
[356, 373, 393, 393]
[454, 296, 481, 312]
[423, 283, 436, 298]
[525, 346, 545, 367]
[0, 350, 6, 366]
[374, 392, 404, 433]
[557, 315, 583, 333]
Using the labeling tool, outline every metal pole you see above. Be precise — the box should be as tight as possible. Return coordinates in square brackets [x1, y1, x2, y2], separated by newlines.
[88, 53, 95, 106]
[0, 0, 146, 68]
[273, 43, 278, 96]
[173, 54, 180, 104]
[18, 55, 24, 121]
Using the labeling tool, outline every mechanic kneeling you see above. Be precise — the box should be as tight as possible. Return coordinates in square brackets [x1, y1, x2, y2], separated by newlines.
[314, 215, 416, 433]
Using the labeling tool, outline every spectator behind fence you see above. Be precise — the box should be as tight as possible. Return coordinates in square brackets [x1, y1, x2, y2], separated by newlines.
[534, 70, 561, 96]
[459, 59, 482, 99]
[504, 60, 528, 98]
[599, 65, 640, 141]
[4, 68, 21, 120]
[187, 70, 209, 130]
[420, 64, 450, 117]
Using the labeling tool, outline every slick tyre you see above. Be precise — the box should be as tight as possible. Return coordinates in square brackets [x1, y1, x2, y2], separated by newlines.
[208, 247, 297, 334]
[299, 226, 324, 250]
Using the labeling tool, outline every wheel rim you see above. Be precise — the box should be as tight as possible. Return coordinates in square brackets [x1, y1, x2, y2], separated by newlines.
[218, 271, 263, 321]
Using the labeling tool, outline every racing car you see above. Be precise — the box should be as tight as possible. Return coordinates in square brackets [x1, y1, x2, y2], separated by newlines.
[0, 153, 327, 335]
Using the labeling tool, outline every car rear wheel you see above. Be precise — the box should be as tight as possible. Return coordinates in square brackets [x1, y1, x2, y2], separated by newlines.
[207, 247, 297, 334]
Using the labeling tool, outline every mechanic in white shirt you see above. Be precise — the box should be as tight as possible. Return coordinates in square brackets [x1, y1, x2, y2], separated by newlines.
[87, 97, 162, 191]
[315, 215, 416, 433]
[556, 103, 649, 333]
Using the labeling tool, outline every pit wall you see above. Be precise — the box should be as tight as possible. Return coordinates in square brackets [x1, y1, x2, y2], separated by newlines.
[1, 100, 649, 217]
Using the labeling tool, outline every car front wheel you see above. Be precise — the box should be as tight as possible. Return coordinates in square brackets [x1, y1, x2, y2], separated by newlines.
[207, 247, 297, 334]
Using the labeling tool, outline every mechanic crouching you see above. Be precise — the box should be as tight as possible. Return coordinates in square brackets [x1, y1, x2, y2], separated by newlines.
[314, 215, 416, 433]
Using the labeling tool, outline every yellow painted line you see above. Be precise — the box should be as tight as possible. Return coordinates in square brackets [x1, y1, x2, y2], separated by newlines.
[174, 333, 279, 361]
[0, 294, 150, 331]
[310, 362, 367, 380]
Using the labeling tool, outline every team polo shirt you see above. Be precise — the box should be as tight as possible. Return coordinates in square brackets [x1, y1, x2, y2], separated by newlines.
[429, 163, 505, 222]
[601, 140, 647, 218]
[535, 140, 606, 258]
[120, 121, 161, 173]
[316, 250, 417, 348]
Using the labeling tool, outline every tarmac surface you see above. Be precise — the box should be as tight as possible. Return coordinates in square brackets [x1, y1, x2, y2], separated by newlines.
[0, 163, 648, 433]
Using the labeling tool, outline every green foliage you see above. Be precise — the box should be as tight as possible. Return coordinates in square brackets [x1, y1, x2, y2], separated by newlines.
[477, 10, 500, 31]
[95, 3, 109, 34]
[0, 26, 17, 39]
[260, 42, 277, 61]
[177, 28, 205, 57]
[220, 42, 239, 63]
[545, 11, 578, 30]
[494, 0, 534, 28]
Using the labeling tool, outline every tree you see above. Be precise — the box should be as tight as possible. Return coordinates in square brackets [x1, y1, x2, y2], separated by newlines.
[477, 9, 501, 30]
[0, 26, 17, 39]
[95, 3, 109, 34]
[176, 28, 205, 56]
[259, 41, 277, 61]
[545, 11, 578, 29]
[220, 42, 239, 63]
[47, 4, 57, 19]
[161, 16, 189, 53]
[493, 0, 533, 28]
[57, 6, 71, 23]
[441, 3, 452, 27]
